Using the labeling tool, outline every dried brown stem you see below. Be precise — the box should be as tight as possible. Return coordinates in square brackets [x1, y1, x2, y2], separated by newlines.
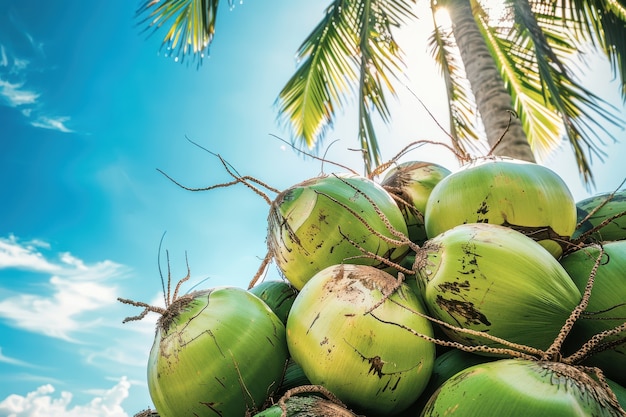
[165, 250, 172, 307]
[157, 138, 280, 205]
[133, 409, 159, 417]
[329, 174, 417, 248]
[117, 298, 167, 323]
[118, 253, 194, 323]
[369, 311, 537, 361]
[268, 134, 359, 176]
[231, 351, 258, 414]
[578, 365, 626, 415]
[171, 252, 191, 303]
[404, 85, 471, 163]
[370, 139, 465, 179]
[543, 246, 605, 360]
[248, 251, 273, 290]
[363, 272, 407, 315]
[385, 297, 545, 358]
[186, 136, 282, 194]
[336, 226, 414, 275]
[575, 178, 626, 231]
[573, 210, 626, 245]
[486, 110, 517, 156]
[564, 322, 626, 364]
[314, 190, 406, 248]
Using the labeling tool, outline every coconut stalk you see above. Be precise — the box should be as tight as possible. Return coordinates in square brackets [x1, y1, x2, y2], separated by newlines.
[134, 409, 159, 417]
[252, 386, 360, 417]
[156, 141, 409, 290]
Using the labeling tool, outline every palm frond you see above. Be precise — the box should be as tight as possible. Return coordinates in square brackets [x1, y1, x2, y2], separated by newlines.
[136, 0, 223, 64]
[556, 0, 626, 97]
[275, 1, 358, 150]
[477, 0, 624, 183]
[515, 0, 624, 182]
[428, 6, 481, 158]
[475, 8, 563, 160]
[276, 0, 416, 174]
[354, 0, 417, 172]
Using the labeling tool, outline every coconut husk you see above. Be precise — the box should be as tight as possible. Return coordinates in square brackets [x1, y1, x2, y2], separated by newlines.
[133, 409, 159, 417]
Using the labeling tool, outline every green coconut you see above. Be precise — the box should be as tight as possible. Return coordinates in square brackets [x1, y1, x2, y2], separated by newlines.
[381, 161, 451, 245]
[145, 287, 289, 417]
[249, 279, 299, 325]
[275, 358, 311, 397]
[267, 173, 410, 290]
[560, 241, 626, 386]
[396, 349, 496, 416]
[286, 264, 435, 415]
[420, 359, 626, 416]
[415, 223, 582, 352]
[424, 157, 577, 258]
[573, 190, 626, 243]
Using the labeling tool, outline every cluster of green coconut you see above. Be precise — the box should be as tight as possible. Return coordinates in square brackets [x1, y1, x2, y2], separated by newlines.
[121, 156, 626, 417]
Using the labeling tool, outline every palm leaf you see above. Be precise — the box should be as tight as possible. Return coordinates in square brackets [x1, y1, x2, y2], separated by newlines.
[275, 1, 358, 151]
[136, 0, 223, 63]
[276, 0, 416, 174]
[428, 5, 482, 158]
[556, 0, 626, 97]
[473, 3, 563, 159]
[354, 0, 417, 173]
[477, 0, 624, 183]
[511, 0, 624, 182]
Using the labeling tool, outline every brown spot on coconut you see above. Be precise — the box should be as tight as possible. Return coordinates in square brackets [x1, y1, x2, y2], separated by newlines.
[371, 244, 626, 416]
[266, 173, 410, 290]
[285, 264, 435, 415]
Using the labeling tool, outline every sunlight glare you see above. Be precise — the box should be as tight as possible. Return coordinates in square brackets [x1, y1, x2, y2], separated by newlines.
[433, 6, 452, 30]
[483, 0, 510, 25]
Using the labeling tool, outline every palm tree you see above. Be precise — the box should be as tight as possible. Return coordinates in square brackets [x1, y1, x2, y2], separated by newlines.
[136, 0, 626, 182]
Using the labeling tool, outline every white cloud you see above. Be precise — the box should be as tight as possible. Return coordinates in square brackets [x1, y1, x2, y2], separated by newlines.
[0, 42, 71, 133]
[0, 78, 39, 107]
[0, 377, 130, 417]
[0, 236, 128, 342]
[31, 116, 73, 133]
[0, 235, 58, 272]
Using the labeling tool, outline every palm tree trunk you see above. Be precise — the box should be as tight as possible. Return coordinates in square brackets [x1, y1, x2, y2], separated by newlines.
[445, 0, 536, 162]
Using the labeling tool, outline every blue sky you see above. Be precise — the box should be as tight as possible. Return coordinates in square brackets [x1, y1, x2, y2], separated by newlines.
[0, 1, 625, 416]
